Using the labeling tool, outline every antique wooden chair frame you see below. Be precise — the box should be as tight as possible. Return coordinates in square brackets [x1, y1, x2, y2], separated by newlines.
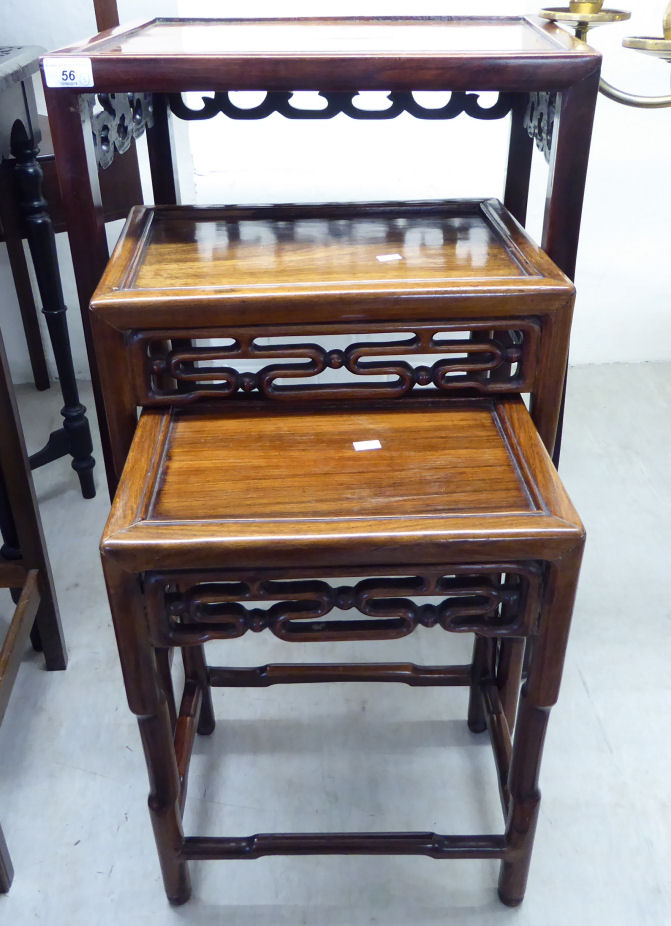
[0, 330, 67, 891]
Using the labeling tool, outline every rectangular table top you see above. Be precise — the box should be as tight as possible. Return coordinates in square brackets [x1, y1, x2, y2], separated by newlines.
[91, 199, 572, 327]
[42, 16, 600, 92]
[101, 397, 583, 570]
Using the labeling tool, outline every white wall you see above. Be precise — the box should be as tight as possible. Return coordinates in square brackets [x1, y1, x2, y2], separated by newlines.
[1, 1, 669, 381]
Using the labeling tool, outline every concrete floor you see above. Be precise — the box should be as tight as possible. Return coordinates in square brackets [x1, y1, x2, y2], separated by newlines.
[0, 363, 669, 925]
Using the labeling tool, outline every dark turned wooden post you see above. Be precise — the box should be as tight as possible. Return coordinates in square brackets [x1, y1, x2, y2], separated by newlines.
[10, 120, 95, 498]
[43, 87, 114, 495]
[0, 165, 50, 391]
[0, 46, 51, 393]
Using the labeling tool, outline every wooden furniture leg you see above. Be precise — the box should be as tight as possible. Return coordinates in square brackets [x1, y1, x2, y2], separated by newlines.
[3, 235, 50, 391]
[183, 645, 215, 736]
[503, 93, 534, 227]
[9, 121, 95, 499]
[0, 824, 12, 893]
[0, 163, 50, 391]
[498, 546, 582, 905]
[146, 94, 179, 206]
[0, 569, 42, 893]
[467, 635, 493, 733]
[43, 87, 113, 494]
[541, 71, 600, 468]
[0, 330, 66, 670]
[139, 700, 191, 904]
[542, 71, 600, 282]
[103, 560, 191, 902]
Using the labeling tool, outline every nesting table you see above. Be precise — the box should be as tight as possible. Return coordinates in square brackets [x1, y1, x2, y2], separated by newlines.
[40, 14, 600, 907]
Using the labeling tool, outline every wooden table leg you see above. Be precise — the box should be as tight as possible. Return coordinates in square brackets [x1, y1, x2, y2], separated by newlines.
[0, 164, 50, 392]
[541, 70, 600, 282]
[0, 330, 66, 670]
[498, 543, 584, 906]
[540, 70, 600, 468]
[10, 120, 96, 499]
[503, 93, 534, 227]
[0, 824, 13, 893]
[102, 558, 191, 903]
[146, 94, 179, 206]
[44, 88, 114, 496]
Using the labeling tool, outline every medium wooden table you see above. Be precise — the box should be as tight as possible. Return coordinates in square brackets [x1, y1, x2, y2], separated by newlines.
[41, 16, 601, 494]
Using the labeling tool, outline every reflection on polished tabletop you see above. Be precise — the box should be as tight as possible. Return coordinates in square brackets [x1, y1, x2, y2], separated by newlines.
[96, 200, 569, 306]
[74, 18, 560, 57]
[102, 395, 579, 570]
[43, 15, 598, 92]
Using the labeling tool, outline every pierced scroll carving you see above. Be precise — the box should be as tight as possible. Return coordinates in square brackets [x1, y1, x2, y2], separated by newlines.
[144, 564, 543, 645]
[524, 92, 556, 162]
[168, 90, 514, 122]
[85, 92, 154, 169]
[130, 321, 540, 406]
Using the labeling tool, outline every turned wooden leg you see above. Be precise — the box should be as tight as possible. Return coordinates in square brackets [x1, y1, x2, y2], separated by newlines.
[498, 545, 584, 906]
[468, 635, 493, 733]
[497, 638, 525, 732]
[183, 645, 215, 736]
[497, 687, 548, 906]
[495, 574, 526, 733]
[0, 823, 13, 893]
[102, 560, 190, 904]
[0, 162, 50, 391]
[10, 120, 95, 500]
[139, 703, 191, 904]
[155, 647, 177, 733]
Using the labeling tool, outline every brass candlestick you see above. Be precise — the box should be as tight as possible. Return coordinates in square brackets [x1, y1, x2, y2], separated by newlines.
[540, 2, 630, 42]
[540, 0, 671, 107]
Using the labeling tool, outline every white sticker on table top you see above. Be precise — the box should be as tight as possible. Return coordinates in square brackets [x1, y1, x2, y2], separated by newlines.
[376, 253, 403, 263]
[43, 57, 94, 88]
[353, 439, 382, 452]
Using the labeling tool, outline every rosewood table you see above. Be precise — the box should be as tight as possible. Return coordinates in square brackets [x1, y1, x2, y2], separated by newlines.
[95, 198, 585, 904]
[41, 16, 601, 495]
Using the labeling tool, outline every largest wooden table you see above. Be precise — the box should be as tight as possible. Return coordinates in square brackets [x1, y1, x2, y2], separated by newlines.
[41, 16, 601, 494]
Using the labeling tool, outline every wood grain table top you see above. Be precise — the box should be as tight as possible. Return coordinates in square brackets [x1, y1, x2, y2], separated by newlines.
[92, 199, 573, 328]
[102, 396, 583, 571]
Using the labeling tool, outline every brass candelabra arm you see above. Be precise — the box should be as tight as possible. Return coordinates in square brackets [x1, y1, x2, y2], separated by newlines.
[597, 75, 671, 107]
